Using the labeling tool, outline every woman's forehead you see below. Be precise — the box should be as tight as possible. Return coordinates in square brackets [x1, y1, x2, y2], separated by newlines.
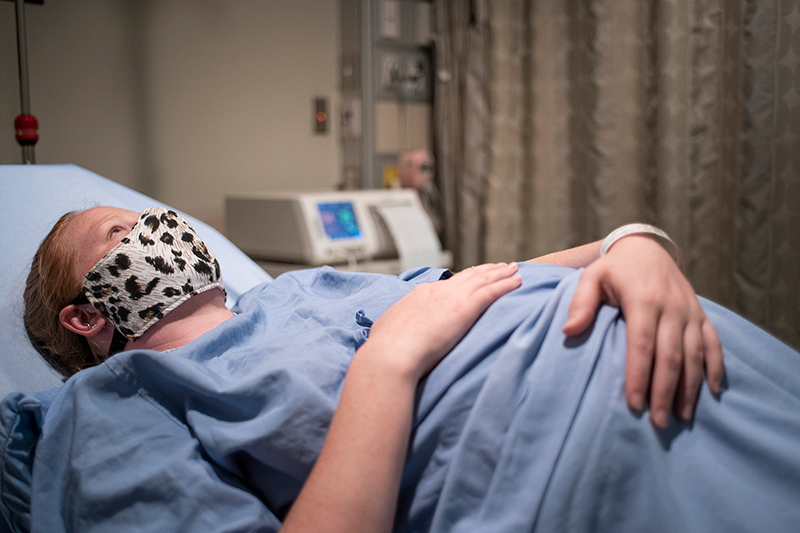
[70, 207, 139, 234]
[65, 206, 140, 277]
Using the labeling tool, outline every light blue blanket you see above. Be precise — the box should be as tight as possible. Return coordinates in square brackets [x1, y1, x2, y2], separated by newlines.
[2, 263, 799, 532]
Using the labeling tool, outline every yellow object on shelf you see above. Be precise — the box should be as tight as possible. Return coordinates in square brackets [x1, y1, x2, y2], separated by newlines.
[383, 164, 400, 188]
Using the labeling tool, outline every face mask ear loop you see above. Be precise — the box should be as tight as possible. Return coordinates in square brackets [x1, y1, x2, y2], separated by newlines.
[108, 328, 129, 356]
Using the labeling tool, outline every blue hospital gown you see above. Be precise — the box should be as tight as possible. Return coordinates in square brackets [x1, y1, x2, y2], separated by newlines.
[15, 264, 800, 531]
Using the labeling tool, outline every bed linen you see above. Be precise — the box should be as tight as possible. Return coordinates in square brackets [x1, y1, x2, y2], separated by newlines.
[3, 263, 800, 532]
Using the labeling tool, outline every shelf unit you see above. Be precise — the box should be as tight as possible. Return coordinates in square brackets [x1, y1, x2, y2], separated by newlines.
[339, 0, 434, 190]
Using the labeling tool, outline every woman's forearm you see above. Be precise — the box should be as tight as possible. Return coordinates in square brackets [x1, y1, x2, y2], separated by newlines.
[526, 240, 602, 269]
[281, 344, 416, 533]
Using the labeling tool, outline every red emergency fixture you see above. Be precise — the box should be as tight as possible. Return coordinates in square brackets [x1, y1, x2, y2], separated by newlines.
[15, 114, 39, 146]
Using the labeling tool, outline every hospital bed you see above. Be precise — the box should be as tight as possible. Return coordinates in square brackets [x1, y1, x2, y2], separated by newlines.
[0, 164, 276, 532]
[1, 165, 799, 532]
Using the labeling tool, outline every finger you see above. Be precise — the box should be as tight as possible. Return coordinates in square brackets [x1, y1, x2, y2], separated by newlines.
[452, 263, 506, 287]
[475, 262, 517, 280]
[623, 305, 658, 413]
[649, 316, 685, 428]
[675, 322, 704, 420]
[457, 262, 506, 277]
[460, 262, 518, 292]
[701, 319, 724, 395]
[563, 268, 603, 336]
[472, 273, 522, 308]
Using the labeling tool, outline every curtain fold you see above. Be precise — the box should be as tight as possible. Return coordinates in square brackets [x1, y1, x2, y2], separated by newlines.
[484, 0, 528, 262]
[434, 0, 800, 348]
[529, 0, 572, 258]
[434, 0, 491, 269]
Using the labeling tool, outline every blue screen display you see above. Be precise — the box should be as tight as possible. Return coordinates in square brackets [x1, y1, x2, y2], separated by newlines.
[318, 202, 362, 240]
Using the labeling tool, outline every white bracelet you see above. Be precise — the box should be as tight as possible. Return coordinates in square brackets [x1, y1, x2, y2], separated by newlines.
[600, 223, 683, 268]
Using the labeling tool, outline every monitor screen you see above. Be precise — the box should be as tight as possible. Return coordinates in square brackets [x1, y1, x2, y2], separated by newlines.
[317, 201, 362, 240]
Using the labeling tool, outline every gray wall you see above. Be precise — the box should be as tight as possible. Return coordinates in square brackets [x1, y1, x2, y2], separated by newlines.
[1, 0, 341, 230]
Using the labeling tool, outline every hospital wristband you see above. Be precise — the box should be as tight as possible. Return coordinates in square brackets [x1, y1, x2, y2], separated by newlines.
[600, 223, 683, 269]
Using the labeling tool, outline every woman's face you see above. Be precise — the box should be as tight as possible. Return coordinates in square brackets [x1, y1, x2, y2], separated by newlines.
[64, 207, 141, 281]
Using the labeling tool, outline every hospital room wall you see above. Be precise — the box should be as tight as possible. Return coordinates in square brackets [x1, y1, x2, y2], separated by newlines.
[0, 0, 341, 230]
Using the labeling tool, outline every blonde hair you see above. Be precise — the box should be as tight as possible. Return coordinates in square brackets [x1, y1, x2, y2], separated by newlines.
[23, 212, 104, 377]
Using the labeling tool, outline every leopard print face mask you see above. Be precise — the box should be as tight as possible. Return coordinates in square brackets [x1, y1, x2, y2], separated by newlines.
[81, 207, 226, 341]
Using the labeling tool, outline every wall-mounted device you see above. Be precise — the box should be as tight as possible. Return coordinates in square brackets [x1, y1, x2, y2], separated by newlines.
[313, 97, 328, 134]
[226, 189, 444, 274]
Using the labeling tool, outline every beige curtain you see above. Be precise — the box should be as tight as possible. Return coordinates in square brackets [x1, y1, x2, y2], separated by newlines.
[434, 0, 800, 349]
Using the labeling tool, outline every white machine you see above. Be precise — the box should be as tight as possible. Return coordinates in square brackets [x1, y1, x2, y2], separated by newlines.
[225, 189, 447, 276]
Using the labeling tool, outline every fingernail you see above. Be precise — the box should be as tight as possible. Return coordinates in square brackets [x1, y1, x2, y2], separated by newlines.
[507, 262, 517, 269]
[681, 405, 693, 420]
[498, 262, 507, 267]
[630, 393, 644, 411]
[653, 410, 669, 428]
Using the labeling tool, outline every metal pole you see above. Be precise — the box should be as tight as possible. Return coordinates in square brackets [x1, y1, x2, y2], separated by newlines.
[361, 0, 375, 188]
[15, 0, 36, 164]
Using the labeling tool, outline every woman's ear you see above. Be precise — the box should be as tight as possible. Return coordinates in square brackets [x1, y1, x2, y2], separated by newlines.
[59, 304, 107, 337]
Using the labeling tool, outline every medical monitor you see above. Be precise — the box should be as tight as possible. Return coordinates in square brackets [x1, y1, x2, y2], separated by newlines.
[318, 202, 362, 241]
[225, 189, 441, 266]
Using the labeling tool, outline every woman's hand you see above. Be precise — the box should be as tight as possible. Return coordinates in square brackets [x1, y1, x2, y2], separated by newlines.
[562, 235, 724, 428]
[367, 262, 522, 382]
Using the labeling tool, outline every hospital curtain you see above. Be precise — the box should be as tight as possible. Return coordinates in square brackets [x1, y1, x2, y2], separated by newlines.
[433, 0, 800, 349]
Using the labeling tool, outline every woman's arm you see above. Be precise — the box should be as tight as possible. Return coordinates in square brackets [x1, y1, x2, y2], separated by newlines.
[280, 347, 417, 532]
[526, 240, 602, 269]
[281, 263, 522, 533]
[529, 234, 724, 428]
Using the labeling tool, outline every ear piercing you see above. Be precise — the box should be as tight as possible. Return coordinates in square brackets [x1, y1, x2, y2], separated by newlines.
[85, 323, 98, 330]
